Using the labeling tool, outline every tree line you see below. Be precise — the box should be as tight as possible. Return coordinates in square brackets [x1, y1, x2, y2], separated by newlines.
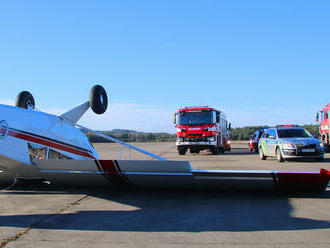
[229, 124, 319, 140]
[87, 125, 320, 143]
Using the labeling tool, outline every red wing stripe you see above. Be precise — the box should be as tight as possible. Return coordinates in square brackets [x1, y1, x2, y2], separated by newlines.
[8, 129, 95, 159]
[276, 169, 330, 192]
[98, 160, 131, 186]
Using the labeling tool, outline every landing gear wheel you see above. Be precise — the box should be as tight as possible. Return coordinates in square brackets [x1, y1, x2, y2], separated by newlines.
[15, 91, 35, 109]
[178, 148, 187, 155]
[276, 147, 284, 162]
[259, 147, 267, 160]
[89, 85, 108, 114]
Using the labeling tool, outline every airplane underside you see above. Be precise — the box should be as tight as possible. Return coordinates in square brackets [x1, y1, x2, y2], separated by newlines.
[1, 159, 329, 192]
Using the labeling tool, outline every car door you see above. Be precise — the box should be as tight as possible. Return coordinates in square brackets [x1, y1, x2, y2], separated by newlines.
[266, 129, 277, 156]
[260, 131, 270, 155]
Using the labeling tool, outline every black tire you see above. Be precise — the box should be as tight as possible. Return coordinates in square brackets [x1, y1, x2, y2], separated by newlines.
[211, 147, 220, 155]
[178, 148, 186, 155]
[276, 147, 284, 162]
[259, 146, 267, 160]
[315, 157, 324, 161]
[89, 85, 108, 114]
[15, 91, 35, 109]
[219, 147, 225, 154]
[325, 144, 330, 153]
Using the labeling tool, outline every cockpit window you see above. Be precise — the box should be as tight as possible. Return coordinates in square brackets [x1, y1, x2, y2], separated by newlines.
[28, 143, 47, 160]
[48, 149, 72, 160]
[28, 143, 72, 161]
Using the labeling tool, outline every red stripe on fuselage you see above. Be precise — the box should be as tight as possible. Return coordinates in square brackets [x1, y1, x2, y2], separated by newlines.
[8, 129, 95, 159]
[98, 160, 130, 186]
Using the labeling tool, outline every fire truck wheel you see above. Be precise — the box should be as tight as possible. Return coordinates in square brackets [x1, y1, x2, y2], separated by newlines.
[15, 91, 35, 109]
[178, 148, 186, 155]
[219, 147, 225, 154]
[326, 145, 330, 153]
[259, 146, 267, 160]
[276, 147, 284, 162]
[211, 147, 220, 155]
[315, 157, 324, 161]
[89, 85, 108, 114]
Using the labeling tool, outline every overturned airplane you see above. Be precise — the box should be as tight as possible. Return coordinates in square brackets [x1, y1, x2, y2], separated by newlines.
[0, 86, 329, 192]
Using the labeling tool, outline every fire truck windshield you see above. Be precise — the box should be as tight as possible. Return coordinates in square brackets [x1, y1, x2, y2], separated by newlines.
[177, 111, 214, 125]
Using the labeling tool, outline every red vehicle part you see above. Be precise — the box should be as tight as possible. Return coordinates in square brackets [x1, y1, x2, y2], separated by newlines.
[248, 129, 265, 152]
[174, 106, 231, 155]
[317, 103, 330, 152]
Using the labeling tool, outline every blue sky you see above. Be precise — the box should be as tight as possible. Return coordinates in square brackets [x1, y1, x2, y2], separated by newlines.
[0, 1, 329, 133]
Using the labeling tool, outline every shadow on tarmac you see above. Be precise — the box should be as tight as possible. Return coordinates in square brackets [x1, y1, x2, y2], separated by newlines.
[1, 187, 329, 232]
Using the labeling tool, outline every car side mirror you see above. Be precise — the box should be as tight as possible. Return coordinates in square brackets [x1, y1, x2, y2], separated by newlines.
[173, 113, 177, 124]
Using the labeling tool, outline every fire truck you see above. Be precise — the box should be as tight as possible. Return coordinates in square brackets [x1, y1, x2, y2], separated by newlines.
[173, 106, 231, 155]
[316, 103, 330, 152]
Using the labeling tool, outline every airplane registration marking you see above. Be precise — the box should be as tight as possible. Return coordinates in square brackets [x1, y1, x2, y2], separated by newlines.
[7, 128, 95, 159]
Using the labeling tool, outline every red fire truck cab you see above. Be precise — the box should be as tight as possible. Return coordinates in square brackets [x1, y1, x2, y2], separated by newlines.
[174, 106, 231, 155]
[316, 103, 330, 152]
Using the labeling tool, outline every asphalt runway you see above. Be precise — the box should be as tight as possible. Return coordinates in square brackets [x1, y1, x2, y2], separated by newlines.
[1, 142, 329, 248]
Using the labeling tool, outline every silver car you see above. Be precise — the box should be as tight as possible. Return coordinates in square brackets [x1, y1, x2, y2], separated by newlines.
[258, 126, 325, 162]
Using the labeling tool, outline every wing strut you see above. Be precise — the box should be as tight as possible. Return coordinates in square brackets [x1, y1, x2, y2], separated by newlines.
[61, 118, 168, 161]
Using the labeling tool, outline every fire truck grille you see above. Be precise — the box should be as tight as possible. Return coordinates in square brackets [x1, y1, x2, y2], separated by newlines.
[183, 137, 207, 142]
[187, 133, 203, 137]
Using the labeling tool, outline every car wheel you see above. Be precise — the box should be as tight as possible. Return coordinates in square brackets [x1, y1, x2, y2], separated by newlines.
[276, 147, 284, 162]
[259, 146, 266, 160]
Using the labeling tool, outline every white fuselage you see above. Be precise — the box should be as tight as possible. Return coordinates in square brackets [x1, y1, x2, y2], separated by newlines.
[0, 104, 98, 179]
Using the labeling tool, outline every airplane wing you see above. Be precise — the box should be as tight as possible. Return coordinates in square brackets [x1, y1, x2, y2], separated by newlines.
[34, 160, 330, 192]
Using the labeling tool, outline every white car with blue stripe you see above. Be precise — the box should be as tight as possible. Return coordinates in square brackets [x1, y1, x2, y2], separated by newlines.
[258, 126, 325, 162]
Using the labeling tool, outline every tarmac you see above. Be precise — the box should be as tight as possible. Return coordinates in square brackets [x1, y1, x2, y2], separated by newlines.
[1, 142, 329, 248]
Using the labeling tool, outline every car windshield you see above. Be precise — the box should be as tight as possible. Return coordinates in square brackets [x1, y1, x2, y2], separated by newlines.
[177, 111, 214, 125]
[277, 128, 312, 138]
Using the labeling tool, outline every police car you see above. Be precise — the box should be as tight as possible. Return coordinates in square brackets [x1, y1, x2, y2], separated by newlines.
[258, 125, 325, 162]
